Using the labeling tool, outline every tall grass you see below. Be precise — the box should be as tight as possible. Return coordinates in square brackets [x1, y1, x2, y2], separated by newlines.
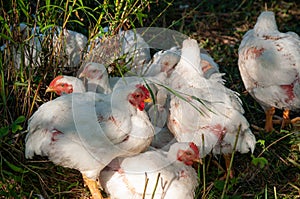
[0, 0, 299, 198]
[0, 0, 153, 126]
[0, 0, 154, 197]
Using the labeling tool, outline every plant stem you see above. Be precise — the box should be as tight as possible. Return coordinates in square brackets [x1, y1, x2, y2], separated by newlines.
[151, 173, 161, 199]
[221, 124, 241, 199]
[202, 133, 206, 198]
[258, 132, 294, 157]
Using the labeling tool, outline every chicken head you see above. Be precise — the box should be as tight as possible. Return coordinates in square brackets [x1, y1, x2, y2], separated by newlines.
[128, 84, 152, 111]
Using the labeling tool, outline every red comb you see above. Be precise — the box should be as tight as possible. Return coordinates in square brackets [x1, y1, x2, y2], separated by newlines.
[49, 75, 63, 87]
[189, 142, 199, 155]
[136, 84, 150, 98]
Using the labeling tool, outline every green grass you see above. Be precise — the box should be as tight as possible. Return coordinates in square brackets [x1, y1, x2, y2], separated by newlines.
[1, 0, 300, 198]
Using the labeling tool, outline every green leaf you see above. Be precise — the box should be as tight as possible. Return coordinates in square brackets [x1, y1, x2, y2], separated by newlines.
[14, 115, 25, 124]
[257, 139, 265, 147]
[214, 180, 225, 191]
[143, 79, 156, 105]
[46, 0, 51, 8]
[0, 33, 13, 43]
[3, 158, 27, 173]
[0, 126, 9, 137]
[136, 11, 147, 26]
[11, 123, 23, 133]
[251, 155, 268, 169]
[11, 115, 25, 133]
[66, 181, 80, 190]
[40, 24, 56, 32]
[14, 82, 28, 87]
[68, 20, 84, 26]
[280, 129, 289, 133]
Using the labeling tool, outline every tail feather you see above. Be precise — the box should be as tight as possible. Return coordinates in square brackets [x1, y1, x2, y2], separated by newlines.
[25, 128, 52, 159]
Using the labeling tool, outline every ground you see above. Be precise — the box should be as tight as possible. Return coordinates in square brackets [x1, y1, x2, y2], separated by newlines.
[0, 0, 299, 198]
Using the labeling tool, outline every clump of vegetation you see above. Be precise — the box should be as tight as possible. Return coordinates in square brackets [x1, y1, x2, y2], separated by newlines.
[0, 0, 299, 198]
[1, 0, 154, 198]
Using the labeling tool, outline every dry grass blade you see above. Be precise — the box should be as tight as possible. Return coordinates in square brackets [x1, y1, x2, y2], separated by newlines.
[221, 124, 241, 199]
[142, 172, 149, 199]
[151, 173, 161, 199]
[1, 0, 300, 198]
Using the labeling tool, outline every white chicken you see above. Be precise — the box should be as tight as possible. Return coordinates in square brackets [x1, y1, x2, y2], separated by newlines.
[25, 77, 154, 199]
[100, 142, 200, 199]
[200, 52, 220, 79]
[46, 75, 86, 95]
[46, 62, 115, 96]
[84, 29, 150, 76]
[144, 45, 220, 119]
[120, 30, 151, 75]
[51, 27, 88, 68]
[144, 46, 220, 151]
[5, 23, 44, 69]
[143, 46, 181, 77]
[238, 11, 300, 132]
[135, 48, 180, 151]
[46, 67, 174, 151]
[143, 46, 219, 78]
[2, 23, 87, 69]
[168, 38, 256, 178]
[78, 62, 112, 94]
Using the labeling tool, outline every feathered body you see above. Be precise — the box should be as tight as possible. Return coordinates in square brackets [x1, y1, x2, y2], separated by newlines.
[5, 24, 87, 69]
[79, 62, 112, 94]
[168, 38, 256, 158]
[144, 46, 221, 151]
[83, 29, 150, 76]
[52, 27, 88, 68]
[238, 11, 300, 112]
[26, 78, 154, 182]
[120, 30, 151, 75]
[100, 143, 199, 199]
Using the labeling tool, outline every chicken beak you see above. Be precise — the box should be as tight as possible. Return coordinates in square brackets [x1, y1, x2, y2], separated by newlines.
[78, 72, 86, 78]
[45, 87, 55, 93]
[144, 97, 152, 103]
[193, 157, 203, 165]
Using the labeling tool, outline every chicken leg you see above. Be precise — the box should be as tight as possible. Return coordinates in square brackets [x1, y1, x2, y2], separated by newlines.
[82, 174, 103, 199]
[281, 109, 291, 129]
[271, 109, 300, 130]
[264, 107, 275, 132]
[281, 109, 300, 129]
[219, 154, 234, 180]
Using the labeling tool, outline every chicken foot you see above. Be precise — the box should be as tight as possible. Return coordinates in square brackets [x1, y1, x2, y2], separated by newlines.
[219, 154, 234, 180]
[82, 174, 104, 199]
[212, 154, 234, 180]
[271, 109, 300, 129]
[264, 107, 275, 132]
[280, 109, 300, 129]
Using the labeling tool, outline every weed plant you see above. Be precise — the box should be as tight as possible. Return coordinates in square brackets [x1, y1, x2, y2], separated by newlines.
[0, 0, 299, 198]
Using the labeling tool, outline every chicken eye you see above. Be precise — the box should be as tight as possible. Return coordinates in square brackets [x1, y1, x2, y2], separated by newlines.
[92, 70, 97, 73]
[60, 83, 65, 87]
[135, 94, 141, 98]
[185, 151, 192, 156]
